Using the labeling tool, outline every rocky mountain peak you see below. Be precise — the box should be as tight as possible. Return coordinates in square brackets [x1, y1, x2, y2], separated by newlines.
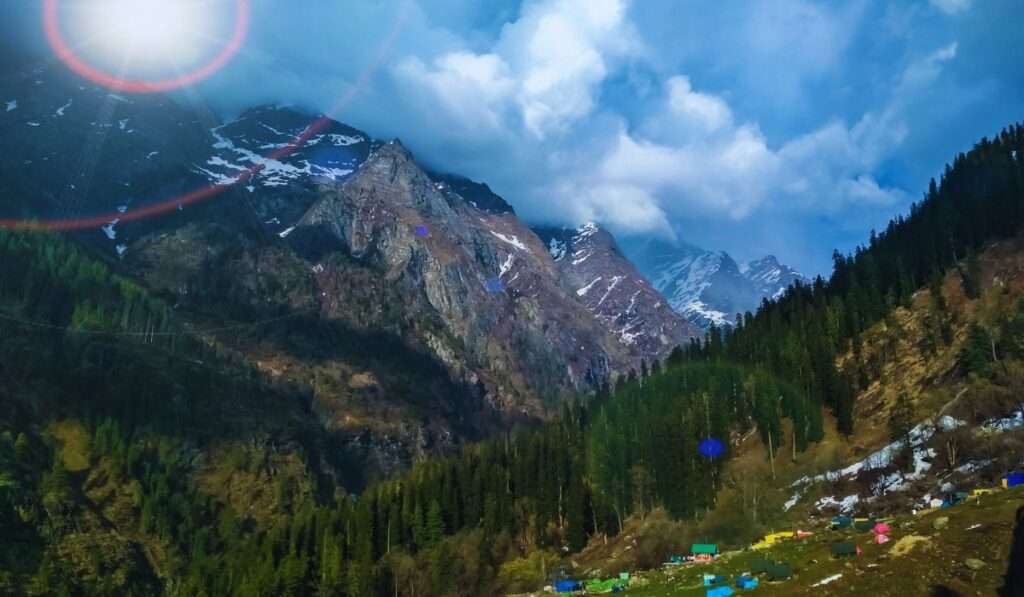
[623, 238, 807, 329]
[744, 254, 807, 300]
[0, 62, 702, 477]
[427, 172, 515, 215]
[534, 223, 699, 359]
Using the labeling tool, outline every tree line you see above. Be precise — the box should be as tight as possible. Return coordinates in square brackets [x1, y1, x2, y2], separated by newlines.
[0, 120, 1022, 595]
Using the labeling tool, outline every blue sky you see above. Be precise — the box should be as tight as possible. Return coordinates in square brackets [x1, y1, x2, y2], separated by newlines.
[8, 0, 1023, 274]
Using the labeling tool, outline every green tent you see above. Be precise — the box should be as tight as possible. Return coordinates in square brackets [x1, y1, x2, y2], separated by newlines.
[831, 542, 858, 557]
[767, 563, 792, 580]
[692, 543, 719, 555]
[853, 519, 875, 532]
[830, 515, 853, 529]
[751, 557, 773, 574]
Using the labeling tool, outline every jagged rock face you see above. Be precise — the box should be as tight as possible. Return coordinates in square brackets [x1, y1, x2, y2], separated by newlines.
[428, 172, 515, 215]
[0, 58, 681, 478]
[534, 223, 699, 362]
[624, 238, 808, 329]
[294, 142, 623, 414]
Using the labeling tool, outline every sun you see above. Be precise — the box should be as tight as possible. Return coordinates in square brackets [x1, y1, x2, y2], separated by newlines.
[67, 0, 224, 73]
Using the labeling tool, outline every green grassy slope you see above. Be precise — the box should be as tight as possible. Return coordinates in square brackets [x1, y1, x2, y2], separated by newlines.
[627, 487, 1023, 596]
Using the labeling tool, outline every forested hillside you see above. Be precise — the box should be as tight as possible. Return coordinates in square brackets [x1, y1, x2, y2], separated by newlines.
[0, 122, 1022, 596]
[690, 123, 1024, 437]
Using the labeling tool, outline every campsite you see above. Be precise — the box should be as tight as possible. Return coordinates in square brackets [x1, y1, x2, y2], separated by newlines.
[533, 484, 1023, 596]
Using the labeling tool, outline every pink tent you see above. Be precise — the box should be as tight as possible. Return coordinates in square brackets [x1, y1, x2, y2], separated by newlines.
[873, 523, 891, 535]
[874, 533, 890, 544]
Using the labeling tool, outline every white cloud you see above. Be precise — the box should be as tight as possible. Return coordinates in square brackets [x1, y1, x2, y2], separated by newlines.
[560, 180, 674, 236]
[394, 51, 515, 134]
[394, 0, 640, 139]
[388, 2, 947, 236]
[663, 75, 733, 135]
[894, 42, 957, 101]
[221, 0, 964, 271]
[929, 0, 971, 15]
[594, 122, 778, 220]
[505, 0, 640, 136]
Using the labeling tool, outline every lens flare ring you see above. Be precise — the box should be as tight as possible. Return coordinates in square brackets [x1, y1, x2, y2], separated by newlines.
[42, 0, 251, 94]
[1, 2, 406, 234]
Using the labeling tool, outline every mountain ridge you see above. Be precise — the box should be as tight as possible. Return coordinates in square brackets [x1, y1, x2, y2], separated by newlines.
[0, 61, 697, 480]
[623, 237, 809, 328]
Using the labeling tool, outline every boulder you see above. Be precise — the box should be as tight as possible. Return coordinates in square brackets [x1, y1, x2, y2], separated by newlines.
[965, 558, 986, 571]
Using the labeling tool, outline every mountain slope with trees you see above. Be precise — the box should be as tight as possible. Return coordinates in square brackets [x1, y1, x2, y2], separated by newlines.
[1, 99, 1023, 595]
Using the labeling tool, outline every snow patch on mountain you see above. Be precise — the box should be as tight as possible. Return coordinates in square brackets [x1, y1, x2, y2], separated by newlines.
[200, 124, 355, 188]
[189, 110, 369, 193]
[597, 275, 625, 307]
[4, 100, 16, 112]
[101, 219, 119, 240]
[575, 222, 599, 240]
[576, 277, 603, 297]
[571, 248, 593, 266]
[548, 238, 567, 261]
[499, 253, 515, 278]
[328, 133, 364, 146]
[490, 231, 529, 252]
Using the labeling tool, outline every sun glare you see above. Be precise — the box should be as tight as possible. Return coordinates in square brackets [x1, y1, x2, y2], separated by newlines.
[69, 0, 221, 72]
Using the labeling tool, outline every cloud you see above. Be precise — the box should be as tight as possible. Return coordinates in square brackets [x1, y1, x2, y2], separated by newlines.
[930, 0, 971, 15]
[502, 0, 639, 136]
[3, 0, 1016, 274]
[393, 0, 640, 138]
[378, 1, 966, 270]
[661, 76, 733, 136]
[394, 52, 515, 134]
[895, 42, 958, 99]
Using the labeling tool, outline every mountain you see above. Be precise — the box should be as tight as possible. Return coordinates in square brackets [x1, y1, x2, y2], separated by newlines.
[624, 238, 808, 328]
[742, 254, 808, 301]
[0, 59, 690, 480]
[426, 172, 515, 215]
[534, 223, 699, 361]
[3, 40, 1024, 597]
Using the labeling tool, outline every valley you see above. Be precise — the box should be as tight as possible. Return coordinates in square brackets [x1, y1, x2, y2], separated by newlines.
[0, 6, 1023, 596]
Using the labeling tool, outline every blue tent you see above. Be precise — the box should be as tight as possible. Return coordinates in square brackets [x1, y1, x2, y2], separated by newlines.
[703, 574, 727, 586]
[1005, 472, 1024, 488]
[554, 580, 581, 593]
[707, 586, 735, 597]
[737, 575, 759, 589]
